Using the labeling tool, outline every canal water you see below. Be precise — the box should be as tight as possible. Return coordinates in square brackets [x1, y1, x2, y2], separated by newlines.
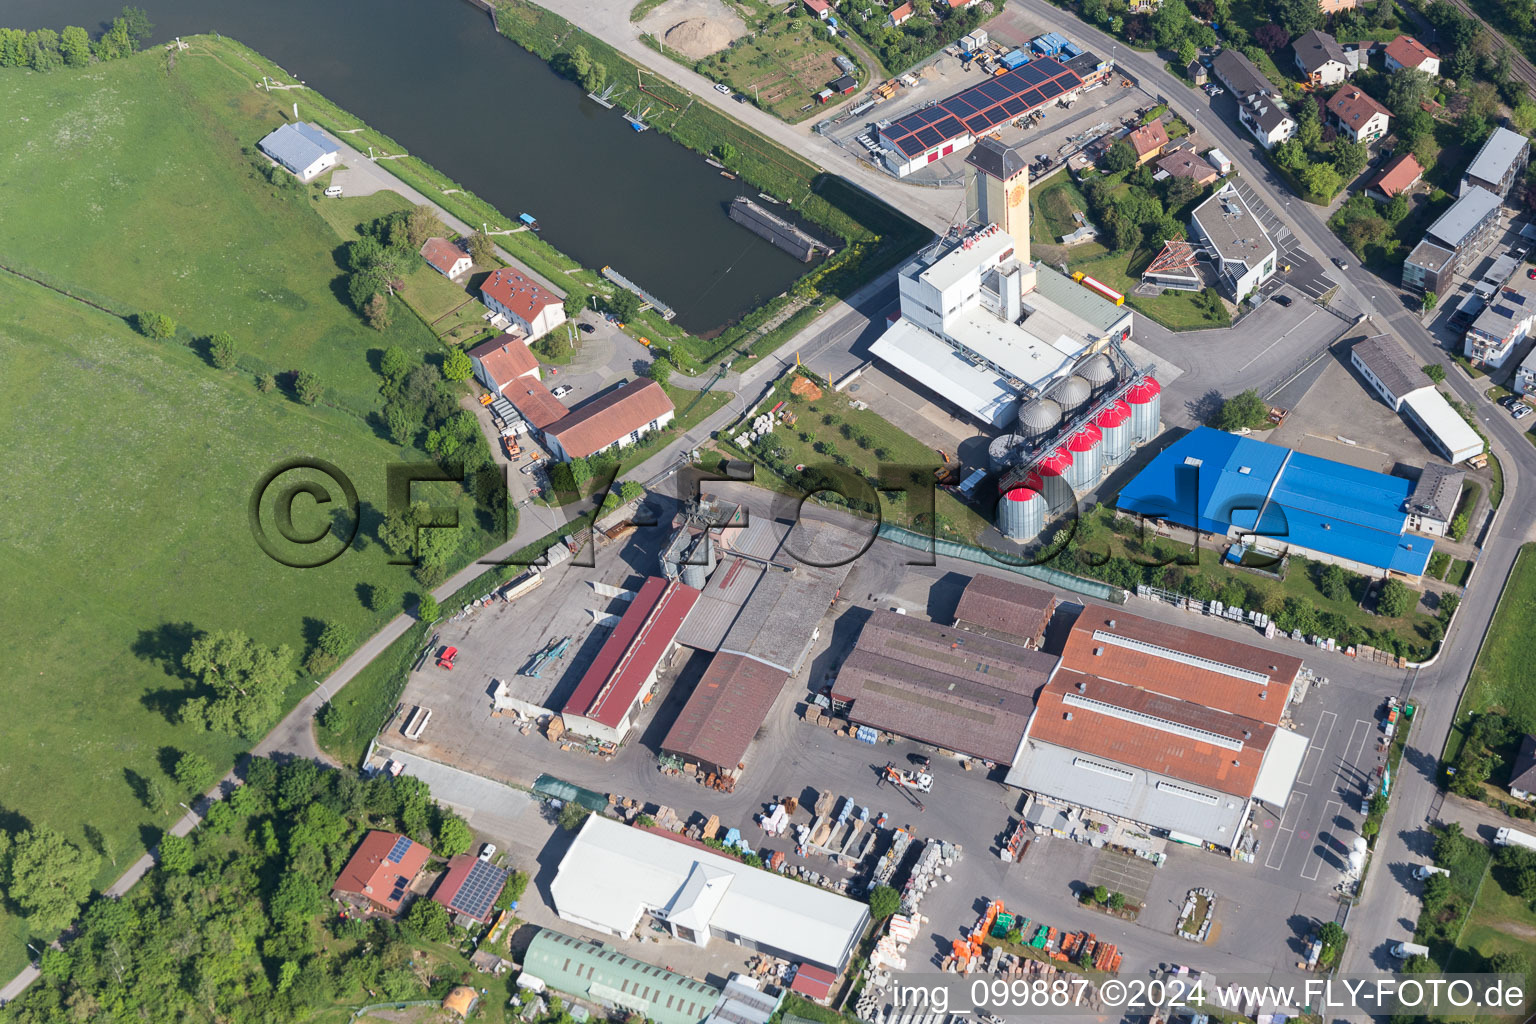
[8, 0, 811, 333]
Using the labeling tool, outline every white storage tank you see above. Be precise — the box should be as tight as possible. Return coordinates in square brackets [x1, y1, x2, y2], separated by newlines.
[1018, 398, 1062, 439]
[1077, 353, 1116, 392]
[1052, 375, 1092, 416]
[680, 535, 713, 589]
[1126, 376, 1162, 444]
[1065, 423, 1103, 491]
[997, 485, 1045, 541]
[1095, 399, 1133, 466]
[988, 434, 1025, 473]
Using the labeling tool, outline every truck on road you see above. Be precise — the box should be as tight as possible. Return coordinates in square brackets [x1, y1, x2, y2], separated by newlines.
[1495, 827, 1536, 850]
[1392, 941, 1430, 959]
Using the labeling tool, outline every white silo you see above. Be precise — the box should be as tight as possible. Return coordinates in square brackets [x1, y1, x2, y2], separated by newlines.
[988, 434, 1025, 473]
[1052, 375, 1092, 417]
[1126, 376, 1162, 444]
[1065, 423, 1103, 491]
[1095, 400, 1133, 467]
[1018, 398, 1062, 440]
[680, 535, 713, 589]
[997, 485, 1045, 541]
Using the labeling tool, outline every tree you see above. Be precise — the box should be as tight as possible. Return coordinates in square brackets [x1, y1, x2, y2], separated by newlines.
[158, 832, 195, 874]
[1361, 818, 1380, 838]
[643, 356, 673, 387]
[59, 25, 91, 66]
[404, 205, 446, 249]
[31, 28, 61, 71]
[1217, 388, 1270, 431]
[1177, 39, 1197, 69]
[404, 897, 451, 941]
[137, 311, 176, 339]
[256, 372, 276, 394]
[1513, 101, 1536, 139]
[1385, 194, 1409, 225]
[1378, 578, 1415, 617]
[442, 347, 474, 383]
[1332, 140, 1369, 181]
[868, 884, 900, 920]
[180, 629, 295, 737]
[1107, 891, 1127, 910]
[1457, 111, 1491, 149]
[417, 593, 440, 621]
[1421, 291, 1438, 314]
[1434, 825, 1471, 867]
[1320, 564, 1352, 603]
[1082, 0, 1110, 24]
[1151, 0, 1192, 48]
[144, 776, 176, 816]
[1488, 951, 1529, 978]
[380, 345, 413, 383]
[435, 814, 473, 857]
[8, 827, 100, 932]
[606, 288, 642, 323]
[557, 802, 591, 831]
[364, 292, 392, 331]
[1101, 140, 1137, 174]
[1255, 22, 1289, 53]
[1302, 162, 1342, 199]
[1276, 0, 1318, 35]
[294, 370, 322, 405]
[174, 752, 215, 791]
[1091, 884, 1109, 905]
[208, 331, 237, 369]
[120, 5, 154, 46]
[467, 229, 495, 264]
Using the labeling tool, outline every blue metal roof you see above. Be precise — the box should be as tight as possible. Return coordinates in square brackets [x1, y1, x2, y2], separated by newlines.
[1117, 428, 1433, 576]
[257, 122, 335, 173]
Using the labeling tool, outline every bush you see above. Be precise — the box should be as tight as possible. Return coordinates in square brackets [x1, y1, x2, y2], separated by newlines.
[557, 802, 591, 831]
[136, 311, 176, 339]
[416, 593, 440, 622]
[208, 332, 237, 369]
[294, 370, 322, 405]
[255, 372, 276, 394]
[1378, 578, 1416, 618]
[1216, 389, 1270, 431]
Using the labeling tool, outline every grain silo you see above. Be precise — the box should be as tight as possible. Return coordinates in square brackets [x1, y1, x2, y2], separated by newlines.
[1095, 399, 1133, 467]
[1126, 376, 1162, 444]
[1052, 375, 1092, 416]
[988, 434, 1025, 473]
[1033, 446, 1075, 513]
[1077, 352, 1116, 392]
[1018, 398, 1062, 440]
[1065, 423, 1103, 491]
[997, 485, 1045, 541]
[679, 534, 713, 589]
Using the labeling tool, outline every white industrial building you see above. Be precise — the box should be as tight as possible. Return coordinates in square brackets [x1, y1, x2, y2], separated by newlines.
[871, 138, 1132, 427]
[1190, 184, 1277, 302]
[1351, 333, 1484, 464]
[257, 122, 339, 182]
[549, 815, 870, 972]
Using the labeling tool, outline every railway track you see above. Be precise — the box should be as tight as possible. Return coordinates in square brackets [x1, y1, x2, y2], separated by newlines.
[1435, 0, 1536, 100]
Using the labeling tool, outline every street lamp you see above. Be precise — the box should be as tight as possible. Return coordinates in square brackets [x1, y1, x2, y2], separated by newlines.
[314, 678, 331, 704]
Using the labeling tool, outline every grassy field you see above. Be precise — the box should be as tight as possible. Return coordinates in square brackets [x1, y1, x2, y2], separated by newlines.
[1031, 177, 1092, 246]
[1069, 249, 1232, 331]
[0, 42, 506, 967]
[694, 15, 861, 123]
[1450, 544, 1536, 741]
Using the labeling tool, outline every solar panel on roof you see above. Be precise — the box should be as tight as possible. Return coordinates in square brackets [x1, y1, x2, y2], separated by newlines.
[916, 126, 943, 148]
[916, 108, 945, 124]
[1039, 79, 1064, 99]
[895, 136, 925, 156]
[934, 116, 965, 136]
[964, 115, 988, 133]
[387, 835, 412, 862]
[947, 95, 976, 114]
[1018, 63, 1047, 85]
[979, 80, 1009, 101]
[451, 861, 508, 920]
[1001, 97, 1025, 116]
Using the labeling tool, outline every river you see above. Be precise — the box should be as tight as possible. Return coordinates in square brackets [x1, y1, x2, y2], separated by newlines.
[8, 0, 811, 333]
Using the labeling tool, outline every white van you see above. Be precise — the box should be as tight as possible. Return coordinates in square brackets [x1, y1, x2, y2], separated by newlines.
[323, 185, 344, 198]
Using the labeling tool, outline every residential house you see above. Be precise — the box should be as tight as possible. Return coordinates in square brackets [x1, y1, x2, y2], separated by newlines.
[1126, 120, 1170, 165]
[1293, 29, 1351, 87]
[1186, 59, 1208, 85]
[1461, 127, 1531, 199]
[419, 237, 472, 279]
[543, 378, 676, 462]
[257, 122, 339, 182]
[887, 1, 913, 27]
[1326, 86, 1390, 143]
[1128, 0, 1161, 10]
[1364, 153, 1424, 200]
[332, 831, 431, 916]
[432, 855, 510, 924]
[1404, 462, 1465, 537]
[468, 334, 542, 396]
[1511, 736, 1536, 800]
[947, 0, 981, 9]
[1211, 48, 1275, 102]
[1155, 148, 1220, 185]
[504, 379, 570, 434]
[803, 0, 831, 18]
[1190, 183, 1278, 301]
[480, 265, 565, 342]
[1464, 270, 1536, 369]
[1383, 35, 1440, 76]
[1239, 95, 1297, 150]
[1403, 186, 1503, 294]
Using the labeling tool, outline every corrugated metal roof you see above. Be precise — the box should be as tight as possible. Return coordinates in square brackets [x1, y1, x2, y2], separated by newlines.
[523, 928, 721, 1024]
[660, 652, 787, 772]
[1352, 334, 1428, 401]
[677, 558, 764, 651]
[1029, 262, 1128, 333]
[257, 122, 335, 172]
[953, 573, 1056, 645]
[564, 578, 700, 729]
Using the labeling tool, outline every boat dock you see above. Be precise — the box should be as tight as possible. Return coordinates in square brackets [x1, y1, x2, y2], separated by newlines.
[602, 266, 676, 321]
[728, 197, 835, 262]
[587, 82, 619, 109]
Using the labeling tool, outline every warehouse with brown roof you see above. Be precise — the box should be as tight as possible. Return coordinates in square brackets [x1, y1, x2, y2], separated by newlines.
[545, 379, 675, 461]
[660, 653, 787, 777]
[830, 610, 1057, 764]
[1005, 607, 1310, 852]
[952, 574, 1055, 647]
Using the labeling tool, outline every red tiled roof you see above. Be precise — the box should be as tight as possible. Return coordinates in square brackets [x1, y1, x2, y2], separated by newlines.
[953, 574, 1056, 645]
[889, 1, 913, 22]
[804, 0, 830, 11]
[790, 963, 837, 1000]
[1326, 86, 1389, 128]
[1384, 35, 1436, 69]
[548, 379, 675, 460]
[481, 266, 561, 322]
[660, 652, 787, 774]
[332, 831, 431, 913]
[1127, 120, 1169, 158]
[468, 335, 539, 389]
[1058, 605, 1301, 725]
[1155, 149, 1219, 183]
[564, 577, 701, 730]
[505, 379, 569, 430]
[1365, 153, 1424, 197]
[419, 236, 468, 276]
[1028, 669, 1273, 797]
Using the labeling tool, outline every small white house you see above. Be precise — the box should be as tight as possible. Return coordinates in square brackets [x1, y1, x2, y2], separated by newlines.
[419, 237, 472, 280]
[257, 122, 339, 182]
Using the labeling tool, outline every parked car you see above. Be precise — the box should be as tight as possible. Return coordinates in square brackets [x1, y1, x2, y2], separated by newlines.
[714, 83, 731, 95]
[1332, 257, 1349, 269]
[1274, 294, 1292, 307]
[479, 843, 497, 862]
[551, 384, 572, 398]
[1515, 404, 1532, 420]
[323, 185, 343, 198]
[578, 322, 596, 334]
[1528, 267, 1536, 279]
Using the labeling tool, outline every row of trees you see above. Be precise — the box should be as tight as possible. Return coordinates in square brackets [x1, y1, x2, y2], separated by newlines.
[3, 757, 492, 1023]
[0, 6, 149, 71]
[136, 312, 327, 403]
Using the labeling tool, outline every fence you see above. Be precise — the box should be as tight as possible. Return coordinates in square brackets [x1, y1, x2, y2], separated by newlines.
[876, 524, 1126, 603]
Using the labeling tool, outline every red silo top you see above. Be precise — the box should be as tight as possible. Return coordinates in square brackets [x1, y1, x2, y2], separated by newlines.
[1005, 486, 1039, 502]
[1095, 399, 1131, 429]
[1038, 447, 1073, 476]
[1126, 376, 1161, 404]
[1067, 424, 1103, 452]
[1022, 471, 1045, 492]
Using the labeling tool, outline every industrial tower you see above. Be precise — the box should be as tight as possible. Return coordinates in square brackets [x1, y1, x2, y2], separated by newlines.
[964, 136, 1031, 262]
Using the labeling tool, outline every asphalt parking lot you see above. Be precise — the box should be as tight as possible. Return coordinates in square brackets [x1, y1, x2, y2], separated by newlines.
[1223, 177, 1335, 301]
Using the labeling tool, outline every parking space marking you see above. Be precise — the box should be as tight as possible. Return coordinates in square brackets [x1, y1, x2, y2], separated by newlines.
[1343, 719, 1373, 787]
[1237, 308, 1324, 373]
[1300, 799, 1343, 881]
[1265, 792, 1307, 871]
[1296, 710, 1337, 788]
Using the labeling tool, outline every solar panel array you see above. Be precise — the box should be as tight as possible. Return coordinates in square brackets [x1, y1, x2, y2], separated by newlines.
[881, 58, 1084, 159]
[450, 860, 509, 920]
[387, 835, 413, 863]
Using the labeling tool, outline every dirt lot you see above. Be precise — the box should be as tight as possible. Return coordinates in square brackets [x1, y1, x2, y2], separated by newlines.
[638, 0, 747, 58]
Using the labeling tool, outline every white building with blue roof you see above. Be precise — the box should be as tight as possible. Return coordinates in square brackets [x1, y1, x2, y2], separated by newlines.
[257, 122, 339, 181]
[1117, 427, 1435, 579]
